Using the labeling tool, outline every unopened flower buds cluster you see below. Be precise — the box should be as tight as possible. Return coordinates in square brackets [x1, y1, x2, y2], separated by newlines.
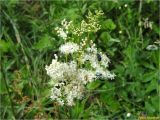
[45, 10, 115, 106]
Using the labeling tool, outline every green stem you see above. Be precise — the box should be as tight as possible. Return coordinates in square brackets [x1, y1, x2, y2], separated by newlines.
[87, 32, 90, 44]
[65, 54, 68, 62]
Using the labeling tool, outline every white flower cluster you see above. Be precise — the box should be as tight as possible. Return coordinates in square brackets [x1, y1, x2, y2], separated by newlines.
[81, 43, 115, 80]
[46, 10, 115, 106]
[46, 43, 115, 106]
[59, 42, 79, 54]
[45, 58, 95, 106]
[55, 19, 72, 40]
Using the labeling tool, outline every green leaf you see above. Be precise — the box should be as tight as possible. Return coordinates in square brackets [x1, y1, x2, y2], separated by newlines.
[33, 34, 53, 51]
[124, 45, 136, 61]
[109, 38, 120, 43]
[100, 93, 114, 104]
[81, 3, 87, 14]
[0, 40, 11, 53]
[64, 8, 81, 20]
[87, 80, 101, 90]
[142, 72, 157, 83]
[108, 100, 121, 111]
[101, 81, 115, 91]
[151, 96, 159, 112]
[146, 79, 157, 93]
[71, 99, 88, 119]
[101, 1, 117, 12]
[153, 24, 160, 35]
[100, 93, 120, 111]
[145, 102, 156, 114]
[142, 62, 155, 70]
[100, 32, 111, 45]
[0, 72, 7, 94]
[101, 19, 116, 30]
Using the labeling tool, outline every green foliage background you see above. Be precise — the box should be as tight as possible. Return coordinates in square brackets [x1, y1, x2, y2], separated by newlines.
[0, 0, 159, 119]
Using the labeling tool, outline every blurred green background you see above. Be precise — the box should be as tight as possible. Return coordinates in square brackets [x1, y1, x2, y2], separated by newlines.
[0, 0, 159, 119]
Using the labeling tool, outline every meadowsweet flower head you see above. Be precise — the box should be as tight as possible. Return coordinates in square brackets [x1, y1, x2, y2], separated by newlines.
[46, 10, 115, 106]
[46, 60, 96, 106]
[59, 42, 79, 54]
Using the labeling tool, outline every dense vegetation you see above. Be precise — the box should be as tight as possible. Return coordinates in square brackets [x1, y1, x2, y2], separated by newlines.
[1, 0, 159, 119]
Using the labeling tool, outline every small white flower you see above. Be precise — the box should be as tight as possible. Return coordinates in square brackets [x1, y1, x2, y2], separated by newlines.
[124, 4, 128, 8]
[119, 30, 122, 34]
[59, 42, 79, 54]
[126, 113, 131, 117]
